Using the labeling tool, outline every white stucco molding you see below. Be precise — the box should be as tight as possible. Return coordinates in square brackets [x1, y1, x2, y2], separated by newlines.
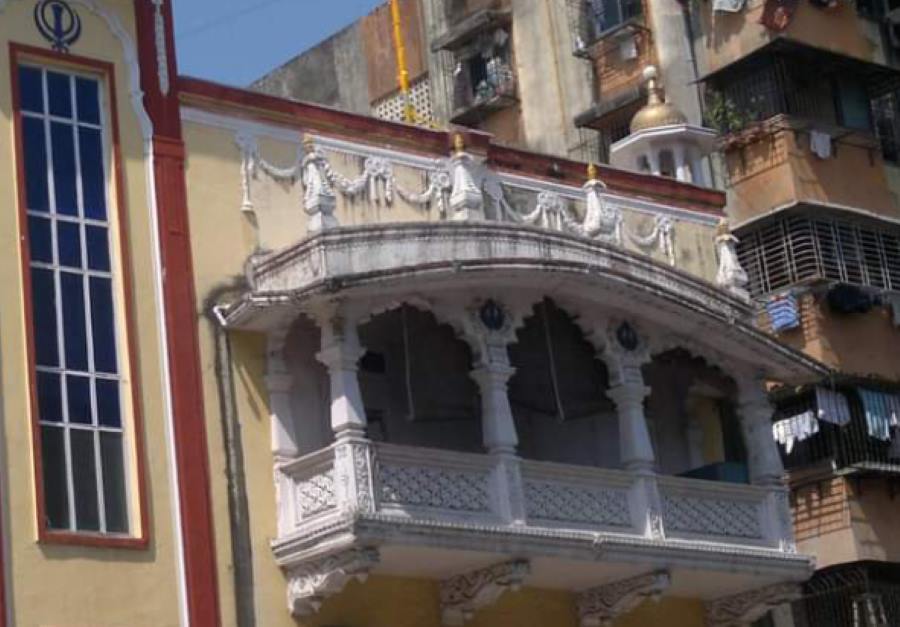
[576, 570, 671, 627]
[285, 547, 379, 617]
[706, 582, 802, 627]
[220, 222, 826, 385]
[440, 559, 530, 625]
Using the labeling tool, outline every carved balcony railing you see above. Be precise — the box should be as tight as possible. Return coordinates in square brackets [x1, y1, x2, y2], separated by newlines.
[274, 441, 803, 576]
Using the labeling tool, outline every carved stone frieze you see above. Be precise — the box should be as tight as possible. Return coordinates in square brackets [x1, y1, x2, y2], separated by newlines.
[577, 570, 671, 627]
[440, 559, 531, 625]
[286, 547, 379, 617]
[706, 582, 802, 627]
[663, 494, 763, 539]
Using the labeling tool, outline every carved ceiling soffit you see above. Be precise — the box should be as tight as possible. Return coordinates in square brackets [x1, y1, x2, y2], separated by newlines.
[706, 582, 802, 627]
[576, 570, 671, 627]
[286, 547, 379, 617]
[440, 559, 531, 626]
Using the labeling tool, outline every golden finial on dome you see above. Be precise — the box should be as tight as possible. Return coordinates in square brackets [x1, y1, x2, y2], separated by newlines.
[587, 162, 598, 181]
[453, 132, 466, 155]
[629, 65, 688, 134]
[302, 133, 316, 152]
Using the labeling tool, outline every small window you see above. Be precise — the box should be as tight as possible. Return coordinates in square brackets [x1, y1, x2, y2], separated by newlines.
[17, 64, 130, 535]
[584, 0, 642, 39]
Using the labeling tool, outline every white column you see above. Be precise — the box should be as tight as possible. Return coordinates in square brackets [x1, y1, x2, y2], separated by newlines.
[647, 151, 661, 176]
[315, 311, 367, 439]
[267, 328, 298, 461]
[471, 363, 518, 455]
[737, 379, 784, 486]
[674, 145, 693, 183]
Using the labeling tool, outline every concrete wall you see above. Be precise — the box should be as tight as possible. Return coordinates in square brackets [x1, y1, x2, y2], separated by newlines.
[251, 23, 372, 114]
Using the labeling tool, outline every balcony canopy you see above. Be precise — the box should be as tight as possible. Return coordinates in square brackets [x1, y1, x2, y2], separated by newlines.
[698, 37, 900, 98]
[221, 221, 826, 385]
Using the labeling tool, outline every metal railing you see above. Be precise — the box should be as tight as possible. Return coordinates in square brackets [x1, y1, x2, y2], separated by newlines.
[737, 213, 900, 297]
[791, 562, 900, 627]
[566, 0, 644, 56]
[775, 390, 900, 475]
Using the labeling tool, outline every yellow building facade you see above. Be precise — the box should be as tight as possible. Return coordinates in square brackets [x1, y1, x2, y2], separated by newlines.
[0, 2, 835, 626]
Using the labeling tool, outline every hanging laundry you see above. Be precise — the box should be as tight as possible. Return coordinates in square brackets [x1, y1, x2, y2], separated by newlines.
[810, 130, 833, 159]
[816, 386, 851, 426]
[773, 410, 819, 453]
[713, 0, 746, 12]
[858, 389, 897, 441]
[766, 293, 800, 332]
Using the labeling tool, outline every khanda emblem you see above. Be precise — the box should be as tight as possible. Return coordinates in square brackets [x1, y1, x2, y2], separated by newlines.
[34, 0, 82, 53]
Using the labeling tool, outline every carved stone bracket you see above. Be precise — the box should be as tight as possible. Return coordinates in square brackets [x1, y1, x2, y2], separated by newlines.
[706, 582, 802, 627]
[576, 570, 671, 627]
[440, 559, 531, 625]
[286, 547, 380, 617]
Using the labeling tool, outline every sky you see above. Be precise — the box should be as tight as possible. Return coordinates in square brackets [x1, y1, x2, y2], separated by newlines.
[173, 0, 385, 87]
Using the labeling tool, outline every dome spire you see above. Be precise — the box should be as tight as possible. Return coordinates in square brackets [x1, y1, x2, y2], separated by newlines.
[629, 65, 688, 133]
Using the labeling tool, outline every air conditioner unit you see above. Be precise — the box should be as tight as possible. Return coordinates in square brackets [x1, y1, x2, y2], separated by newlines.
[619, 35, 638, 61]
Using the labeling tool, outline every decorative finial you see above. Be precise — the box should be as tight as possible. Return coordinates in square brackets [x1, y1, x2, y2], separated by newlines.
[453, 132, 466, 155]
[716, 217, 731, 238]
[643, 65, 664, 106]
[587, 162, 598, 181]
[302, 133, 316, 153]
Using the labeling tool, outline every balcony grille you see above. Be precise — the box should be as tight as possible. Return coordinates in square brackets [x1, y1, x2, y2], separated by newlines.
[792, 562, 900, 627]
[737, 213, 900, 297]
[774, 389, 900, 474]
[566, 0, 644, 57]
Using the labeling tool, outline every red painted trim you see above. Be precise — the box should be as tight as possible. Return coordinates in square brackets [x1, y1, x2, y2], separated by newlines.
[133, 1, 223, 624]
[177, 75, 727, 214]
[9, 43, 151, 551]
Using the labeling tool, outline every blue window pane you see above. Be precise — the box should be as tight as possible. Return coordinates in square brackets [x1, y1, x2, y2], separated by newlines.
[89, 277, 117, 374]
[70, 429, 100, 531]
[60, 272, 88, 371]
[57, 221, 82, 268]
[86, 226, 110, 271]
[47, 71, 72, 118]
[75, 78, 100, 125]
[100, 432, 128, 532]
[96, 379, 120, 428]
[37, 371, 63, 423]
[22, 117, 49, 213]
[79, 127, 106, 220]
[51, 122, 78, 216]
[28, 215, 52, 263]
[19, 66, 44, 114]
[40, 425, 70, 529]
[66, 375, 92, 425]
[31, 268, 59, 367]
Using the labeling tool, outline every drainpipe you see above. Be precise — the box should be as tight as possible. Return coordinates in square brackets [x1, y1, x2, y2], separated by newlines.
[207, 295, 256, 627]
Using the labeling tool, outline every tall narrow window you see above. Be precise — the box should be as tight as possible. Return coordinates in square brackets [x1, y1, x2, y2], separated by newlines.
[18, 64, 129, 534]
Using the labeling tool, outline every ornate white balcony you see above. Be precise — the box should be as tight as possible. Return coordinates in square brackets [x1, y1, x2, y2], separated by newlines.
[274, 440, 808, 619]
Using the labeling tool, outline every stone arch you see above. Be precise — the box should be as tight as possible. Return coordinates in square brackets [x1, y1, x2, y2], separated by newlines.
[507, 297, 617, 468]
[357, 302, 482, 452]
[642, 346, 747, 481]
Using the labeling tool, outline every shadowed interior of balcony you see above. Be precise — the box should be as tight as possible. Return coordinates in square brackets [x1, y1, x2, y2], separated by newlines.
[283, 299, 747, 482]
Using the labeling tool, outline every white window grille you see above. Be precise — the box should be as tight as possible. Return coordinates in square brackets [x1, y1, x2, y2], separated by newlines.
[737, 213, 900, 297]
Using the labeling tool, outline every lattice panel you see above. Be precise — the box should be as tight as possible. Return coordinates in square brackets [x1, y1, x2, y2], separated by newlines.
[524, 480, 631, 527]
[296, 469, 336, 519]
[663, 494, 762, 539]
[372, 77, 434, 123]
[378, 463, 490, 512]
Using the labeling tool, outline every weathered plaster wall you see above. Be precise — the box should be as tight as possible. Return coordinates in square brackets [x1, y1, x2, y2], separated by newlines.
[725, 122, 898, 224]
[0, 3, 183, 625]
[251, 23, 372, 115]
